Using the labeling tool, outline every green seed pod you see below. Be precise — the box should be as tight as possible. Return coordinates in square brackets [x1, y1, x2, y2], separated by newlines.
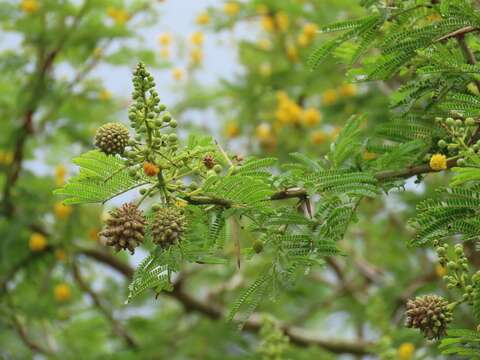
[169, 119, 177, 128]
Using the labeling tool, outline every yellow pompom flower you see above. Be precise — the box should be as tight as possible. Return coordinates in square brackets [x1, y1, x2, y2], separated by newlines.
[275, 12, 289, 32]
[54, 202, 73, 220]
[20, 0, 39, 14]
[397, 342, 415, 360]
[261, 16, 275, 32]
[302, 108, 321, 127]
[190, 31, 204, 46]
[258, 39, 272, 51]
[29, 233, 47, 252]
[196, 12, 210, 25]
[339, 83, 357, 97]
[98, 89, 112, 101]
[255, 123, 272, 141]
[0, 150, 14, 166]
[429, 153, 447, 170]
[190, 48, 203, 64]
[322, 89, 338, 105]
[55, 249, 67, 262]
[158, 33, 172, 46]
[225, 121, 241, 138]
[297, 33, 310, 48]
[427, 13, 442, 22]
[172, 67, 184, 81]
[223, 2, 240, 16]
[310, 130, 328, 145]
[55, 165, 66, 186]
[107, 7, 130, 25]
[259, 62, 272, 77]
[286, 44, 299, 63]
[363, 151, 378, 161]
[54, 283, 72, 302]
[436, 264, 447, 278]
[303, 23, 318, 39]
[160, 47, 170, 60]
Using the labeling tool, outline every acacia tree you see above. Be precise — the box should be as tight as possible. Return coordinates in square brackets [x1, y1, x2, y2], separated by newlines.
[5, 0, 480, 359]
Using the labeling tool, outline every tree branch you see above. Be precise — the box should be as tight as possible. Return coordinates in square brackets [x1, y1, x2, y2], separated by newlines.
[78, 248, 374, 356]
[71, 262, 138, 350]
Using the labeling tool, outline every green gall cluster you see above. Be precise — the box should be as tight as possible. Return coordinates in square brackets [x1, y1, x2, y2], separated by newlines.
[95, 122, 130, 155]
[151, 206, 187, 249]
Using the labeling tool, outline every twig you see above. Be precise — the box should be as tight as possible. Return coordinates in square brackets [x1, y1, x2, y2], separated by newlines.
[79, 248, 374, 356]
[71, 262, 138, 350]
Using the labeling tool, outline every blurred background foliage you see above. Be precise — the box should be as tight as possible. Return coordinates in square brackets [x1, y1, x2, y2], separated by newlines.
[0, 0, 455, 359]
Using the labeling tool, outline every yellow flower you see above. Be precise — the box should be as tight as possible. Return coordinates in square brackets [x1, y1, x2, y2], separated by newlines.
[158, 33, 172, 46]
[303, 23, 318, 39]
[258, 39, 272, 51]
[107, 7, 129, 25]
[223, 2, 240, 16]
[54, 202, 73, 220]
[99, 89, 112, 101]
[429, 153, 447, 170]
[302, 108, 321, 127]
[196, 12, 210, 25]
[55, 249, 67, 262]
[225, 121, 240, 138]
[363, 151, 378, 161]
[286, 44, 299, 63]
[311, 130, 327, 145]
[20, 0, 39, 14]
[398, 342, 415, 360]
[175, 199, 188, 208]
[54, 283, 72, 302]
[275, 12, 289, 32]
[427, 13, 442, 22]
[190, 48, 203, 64]
[261, 16, 275, 32]
[29, 233, 47, 252]
[436, 264, 447, 278]
[190, 31, 204, 46]
[0, 150, 13, 166]
[55, 165, 66, 186]
[255, 123, 272, 141]
[172, 67, 184, 81]
[297, 33, 310, 47]
[160, 47, 170, 60]
[339, 83, 357, 97]
[322, 89, 338, 105]
[259, 62, 272, 77]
